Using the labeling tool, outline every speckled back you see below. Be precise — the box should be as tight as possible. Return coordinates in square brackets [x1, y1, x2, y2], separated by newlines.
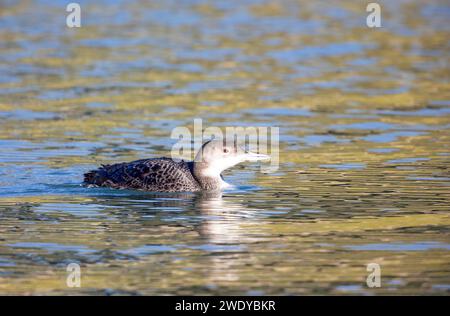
[84, 158, 202, 192]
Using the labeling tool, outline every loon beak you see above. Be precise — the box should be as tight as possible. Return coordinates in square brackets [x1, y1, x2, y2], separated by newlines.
[244, 151, 271, 162]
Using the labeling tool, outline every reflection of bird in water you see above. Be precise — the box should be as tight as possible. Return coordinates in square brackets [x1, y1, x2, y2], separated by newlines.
[85, 191, 262, 246]
[106, 191, 264, 282]
[194, 191, 260, 244]
[192, 191, 264, 283]
[84, 139, 269, 192]
[85, 191, 264, 284]
[95, 191, 261, 244]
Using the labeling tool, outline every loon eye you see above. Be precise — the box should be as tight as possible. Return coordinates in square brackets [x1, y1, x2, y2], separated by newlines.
[223, 148, 229, 154]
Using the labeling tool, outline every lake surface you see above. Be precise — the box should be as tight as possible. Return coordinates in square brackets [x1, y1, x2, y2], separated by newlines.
[0, 0, 449, 295]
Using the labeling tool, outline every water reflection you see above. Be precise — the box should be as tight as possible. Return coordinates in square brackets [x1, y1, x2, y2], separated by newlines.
[195, 192, 250, 283]
[0, 0, 449, 295]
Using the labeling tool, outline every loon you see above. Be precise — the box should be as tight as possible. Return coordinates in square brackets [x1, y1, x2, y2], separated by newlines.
[84, 139, 270, 192]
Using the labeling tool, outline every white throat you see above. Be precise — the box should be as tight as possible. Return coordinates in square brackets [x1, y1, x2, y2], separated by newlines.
[197, 163, 232, 190]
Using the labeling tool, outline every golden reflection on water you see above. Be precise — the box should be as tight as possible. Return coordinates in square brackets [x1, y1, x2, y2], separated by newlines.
[0, 0, 449, 294]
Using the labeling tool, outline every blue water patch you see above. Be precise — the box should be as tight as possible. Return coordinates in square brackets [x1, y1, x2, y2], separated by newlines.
[429, 100, 450, 106]
[432, 284, 450, 291]
[0, 109, 59, 121]
[143, 9, 201, 28]
[188, 244, 246, 253]
[78, 37, 146, 48]
[376, 107, 450, 117]
[301, 209, 323, 214]
[34, 203, 109, 217]
[250, 16, 322, 36]
[395, 166, 415, 170]
[386, 157, 430, 164]
[7, 242, 97, 254]
[368, 148, 399, 153]
[346, 242, 450, 251]
[177, 63, 205, 73]
[0, 140, 105, 166]
[118, 245, 177, 256]
[38, 89, 80, 100]
[268, 42, 369, 63]
[260, 210, 289, 216]
[0, 257, 16, 267]
[386, 279, 404, 286]
[362, 131, 425, 143]
[86, 102, 113, 109]
[320, 163, 366, 170]
[331, 121, 398, 131]
[347, 57, 378, 66]
[167, 79, 250, 94]
[331, 114, 378, 119]
[247, 290, 265, 295]
[200, 100, 225, 107]
[421, 3, 450, 29]
[301, 135, 350, 146]
[347, 86, 410, 96]
[335, 285, 363, 292]
[264, 38, 283, 46]
[321, 6, 350, 19]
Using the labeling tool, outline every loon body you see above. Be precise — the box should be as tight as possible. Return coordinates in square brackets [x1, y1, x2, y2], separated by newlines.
[84, 139, 269, 192]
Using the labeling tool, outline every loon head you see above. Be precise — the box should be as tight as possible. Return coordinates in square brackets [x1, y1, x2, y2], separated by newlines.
[193, 139, 270, 188]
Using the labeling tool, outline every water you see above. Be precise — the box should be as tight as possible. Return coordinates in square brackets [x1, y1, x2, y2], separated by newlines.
[0, 0, 449, 295]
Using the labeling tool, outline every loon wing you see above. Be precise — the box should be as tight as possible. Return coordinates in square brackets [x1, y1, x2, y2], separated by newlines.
[84, 158, 201, 192]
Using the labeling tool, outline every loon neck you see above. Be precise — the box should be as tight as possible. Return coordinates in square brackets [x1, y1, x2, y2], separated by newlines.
[192, 161, 223, 191]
